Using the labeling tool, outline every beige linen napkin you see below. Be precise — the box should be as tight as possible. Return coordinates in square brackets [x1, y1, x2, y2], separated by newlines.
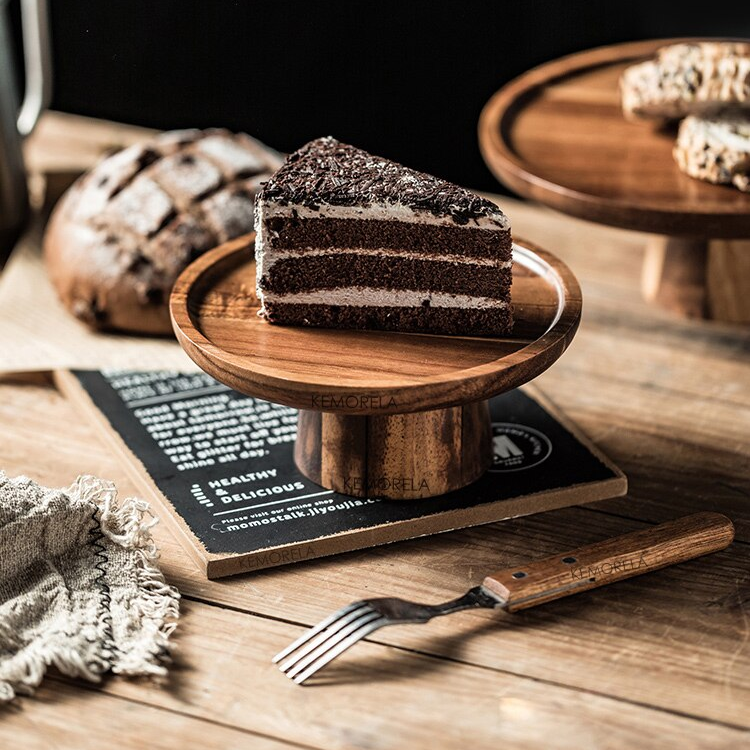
[0, 472, 179, 701]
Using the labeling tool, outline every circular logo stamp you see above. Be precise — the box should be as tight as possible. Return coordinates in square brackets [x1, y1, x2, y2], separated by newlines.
[489, 422, 553, 472]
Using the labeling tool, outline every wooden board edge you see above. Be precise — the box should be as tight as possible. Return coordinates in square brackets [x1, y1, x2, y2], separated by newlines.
[206, 474, 628, 578]
[53, 369, 215, 577]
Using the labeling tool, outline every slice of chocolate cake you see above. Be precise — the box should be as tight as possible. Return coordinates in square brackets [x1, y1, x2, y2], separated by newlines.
[254, 137, 513, 336]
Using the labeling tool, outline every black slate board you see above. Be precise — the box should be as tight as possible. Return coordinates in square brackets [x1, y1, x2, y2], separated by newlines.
[57, 369, 627, 578]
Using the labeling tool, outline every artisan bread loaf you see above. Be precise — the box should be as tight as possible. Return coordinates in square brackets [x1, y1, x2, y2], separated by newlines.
[44, 128, 282, 334]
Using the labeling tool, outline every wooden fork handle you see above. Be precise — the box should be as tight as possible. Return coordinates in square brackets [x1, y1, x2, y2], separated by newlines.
[482, 513, 734, 612]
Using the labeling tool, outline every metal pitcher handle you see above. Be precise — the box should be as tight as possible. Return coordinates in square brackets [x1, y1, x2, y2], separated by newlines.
[16, 0, 52, 137]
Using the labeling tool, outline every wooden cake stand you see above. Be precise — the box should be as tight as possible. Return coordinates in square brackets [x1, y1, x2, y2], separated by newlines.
[170, 233, 581, 500]
[479, 38, 750, 323]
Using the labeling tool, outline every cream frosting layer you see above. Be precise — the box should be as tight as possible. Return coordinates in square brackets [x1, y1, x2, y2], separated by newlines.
[257, 198, 510, 231]
[261, 287, 509, 310]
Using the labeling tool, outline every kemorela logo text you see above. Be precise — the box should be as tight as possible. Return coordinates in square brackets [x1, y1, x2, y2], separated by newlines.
[490, 423, 553, 472]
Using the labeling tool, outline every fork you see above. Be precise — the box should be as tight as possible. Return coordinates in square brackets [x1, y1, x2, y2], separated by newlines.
[274, 512, 734, 684]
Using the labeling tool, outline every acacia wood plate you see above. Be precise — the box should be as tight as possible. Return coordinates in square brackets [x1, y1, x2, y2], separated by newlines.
[170, 233, 581, 417]
[479, 38, 750, 238]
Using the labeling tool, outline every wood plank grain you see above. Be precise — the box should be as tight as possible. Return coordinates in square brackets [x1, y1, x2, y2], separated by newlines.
[533, 371, 750, 537]
[3, 334, 748, 532]
[0, 680, 294, 750]
[59, 598, 750, 750]
[2, 381, 748, 727]
[24, 111, 157, 177]
[154, 513, 749, 727]
[553, 322, 750, 410]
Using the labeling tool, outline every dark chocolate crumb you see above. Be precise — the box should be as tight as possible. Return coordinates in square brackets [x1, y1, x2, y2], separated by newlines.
[259, 137, 508, 227]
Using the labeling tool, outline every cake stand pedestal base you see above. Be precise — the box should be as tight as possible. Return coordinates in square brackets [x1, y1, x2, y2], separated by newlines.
[642, 237, 750, 323]
[294, 401, 492, 500]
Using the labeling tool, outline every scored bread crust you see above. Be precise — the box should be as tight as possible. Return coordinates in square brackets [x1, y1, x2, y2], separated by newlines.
[673, 114, 750, 192]
[44, 129, 282, 335]
[621, 42, 750, 121]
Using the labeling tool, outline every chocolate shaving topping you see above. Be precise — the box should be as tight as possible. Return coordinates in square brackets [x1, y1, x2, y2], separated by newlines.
[259, 137, 507, 226]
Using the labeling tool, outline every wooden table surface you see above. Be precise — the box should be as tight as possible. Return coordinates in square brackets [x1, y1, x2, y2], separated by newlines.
[1, 114, 749, 749]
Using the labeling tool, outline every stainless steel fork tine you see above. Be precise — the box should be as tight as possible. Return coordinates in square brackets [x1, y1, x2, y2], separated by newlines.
[292, 617, 388, 685]
[272, 601, 368, 663]
[277, 606, 377, 673]
[284, 610, 383, 681]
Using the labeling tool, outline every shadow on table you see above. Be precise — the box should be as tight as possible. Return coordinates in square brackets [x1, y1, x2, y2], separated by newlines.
[297, 611, 541, 688]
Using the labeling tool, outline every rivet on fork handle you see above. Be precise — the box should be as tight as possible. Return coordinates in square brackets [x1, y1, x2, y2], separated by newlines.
[482, 512, 735, 612]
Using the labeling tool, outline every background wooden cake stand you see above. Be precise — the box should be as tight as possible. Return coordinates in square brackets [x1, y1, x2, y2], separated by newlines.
[170, 233, 582, 500]
[479, 38, 750, 323]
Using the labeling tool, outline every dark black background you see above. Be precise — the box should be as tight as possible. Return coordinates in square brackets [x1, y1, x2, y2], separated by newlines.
[10, 0, 750, 192]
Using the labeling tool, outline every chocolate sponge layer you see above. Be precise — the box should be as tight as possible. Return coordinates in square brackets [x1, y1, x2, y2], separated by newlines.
[263, 302, 513, 337]
[262, 254, 512, 297]
[264, 217, 512, 259]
